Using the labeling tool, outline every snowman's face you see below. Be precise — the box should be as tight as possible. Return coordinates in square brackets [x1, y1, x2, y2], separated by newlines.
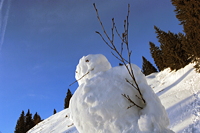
[75, 54, 111, 85]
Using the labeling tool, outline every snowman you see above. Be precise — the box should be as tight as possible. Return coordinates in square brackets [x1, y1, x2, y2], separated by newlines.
[70, 54, 174, 133]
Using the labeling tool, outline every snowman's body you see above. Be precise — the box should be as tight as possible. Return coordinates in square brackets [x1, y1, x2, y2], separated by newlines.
[70, 54, 173, 133]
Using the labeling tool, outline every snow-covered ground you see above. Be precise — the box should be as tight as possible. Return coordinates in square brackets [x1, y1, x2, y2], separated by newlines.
[147, 63, 200, 133]
[28, 63, 200, 133]
[28, 109, 78, 133]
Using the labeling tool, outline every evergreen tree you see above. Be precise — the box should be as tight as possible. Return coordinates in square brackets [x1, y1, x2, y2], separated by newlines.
[53, 109, 57, 114]
[154, 26, 190, 70]
[171, 0, 200, 70]
[64, 89, 73, 109]
[25, 109, 35, 132]
[149, 42, 166, 71]
[33, 112, 42, 125]
[15, 110, 42, 133]
[14, 111, 26, 133]
[142, 56, 158, 76]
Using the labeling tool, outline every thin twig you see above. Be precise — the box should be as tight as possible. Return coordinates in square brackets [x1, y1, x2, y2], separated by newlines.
[68, 123, 74, 127]
[93, 3, 113, 45]
[95, 31, 113, 50]
[125, 78, 137, 89]
[122, 94, 143, 109]
[111, 18, 115, 43]
[93, 3, 146, 109]
[135, 95, 143, 100]
[69, 68, 93, 86]
[111, 52, 129, 64]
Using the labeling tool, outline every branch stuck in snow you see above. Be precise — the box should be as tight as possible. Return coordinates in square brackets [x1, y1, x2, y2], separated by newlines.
[93, 3, 146, 109]
[69, 68, 94, 86]
[122, 94, 143, 109]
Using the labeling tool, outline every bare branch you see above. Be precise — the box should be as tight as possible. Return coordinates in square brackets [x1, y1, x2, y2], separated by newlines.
[111, 52, 129, 64]
[111, 18, 115, 43]
[135, 95, 143, 100]
[93, 3, 146, 109]
[69, 68, 94, 86]
[125, 78, 137, 89]
[95, 31, 114, 50]
[114, 25, 126, 44]
[93, 3, 113, 44]
[68, 123, 74, 127]
[120, 42, 124, 56]
[122, 94, 143, 109]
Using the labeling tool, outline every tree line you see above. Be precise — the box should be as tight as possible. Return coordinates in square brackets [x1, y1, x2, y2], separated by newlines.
[14, 89, 73, 133]
[14, 109, 42, 133]
[142, 0, 200, 75]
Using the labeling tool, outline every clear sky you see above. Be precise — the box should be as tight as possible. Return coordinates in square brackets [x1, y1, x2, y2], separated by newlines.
[0, 0, 183, 133]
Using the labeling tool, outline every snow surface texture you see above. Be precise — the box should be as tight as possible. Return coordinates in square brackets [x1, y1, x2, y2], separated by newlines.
[70, 54, 173, 133]
[28, 109, 78, 133]
[147, 63, 200, 133]
[75, 54, 112, 86]
[28, 62, 200, 133]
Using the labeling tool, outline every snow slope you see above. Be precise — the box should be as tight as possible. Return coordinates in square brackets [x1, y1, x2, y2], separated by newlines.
[147, 63, 200, 133]
[28, 109, 78, 133]
[28, 63, 200, 133]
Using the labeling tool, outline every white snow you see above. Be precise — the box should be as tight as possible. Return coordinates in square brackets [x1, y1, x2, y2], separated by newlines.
[28, 109, 78, 133]
[28, 55, 200, 133]
[70, 54, 172, 133]
[146, 63, 200, 133]
[75, 54, 111, 86]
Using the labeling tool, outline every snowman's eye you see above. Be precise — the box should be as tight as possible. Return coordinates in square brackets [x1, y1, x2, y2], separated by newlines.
[85, 59, 89, 62]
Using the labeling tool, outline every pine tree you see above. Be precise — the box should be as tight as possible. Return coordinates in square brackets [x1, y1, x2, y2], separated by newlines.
[64, 89, 73, 109]
[14, 111, 26, 133]
[15, 110, 42, 133]
[171, 0, 200, 70]
[53, 109, 57, 114]
[171, 0, 200, 72]
[142, 56, 158, 76]
[154, 26, 190, 70]
[25, 109, 35, 132]
[33, 112, 42, 125]
[149, 42, 166, 71]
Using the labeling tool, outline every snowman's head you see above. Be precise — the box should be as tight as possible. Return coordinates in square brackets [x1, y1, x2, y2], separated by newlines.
[75, 54, 111, 85]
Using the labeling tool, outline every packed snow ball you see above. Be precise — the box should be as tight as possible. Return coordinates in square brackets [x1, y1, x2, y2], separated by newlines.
[75, 54, 112, 85]
[70, 54, 174, 133]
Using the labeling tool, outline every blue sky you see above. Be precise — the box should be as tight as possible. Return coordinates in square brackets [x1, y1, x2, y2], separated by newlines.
[0, 0, 183, 132]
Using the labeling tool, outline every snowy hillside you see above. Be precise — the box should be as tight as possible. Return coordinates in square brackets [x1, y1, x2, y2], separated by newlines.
[28, 63, 200, 133]
[28, 109, 78, 133]
[147, 63, 200, 133]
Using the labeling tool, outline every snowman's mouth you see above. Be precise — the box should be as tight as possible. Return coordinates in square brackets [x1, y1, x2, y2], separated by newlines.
[78, 68, 94, 81]
[69, 68, 94, 86]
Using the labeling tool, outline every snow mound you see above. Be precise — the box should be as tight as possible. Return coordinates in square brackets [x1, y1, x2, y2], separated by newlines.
[28, 109, 78, 133]
[70, 54, 173, 133]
